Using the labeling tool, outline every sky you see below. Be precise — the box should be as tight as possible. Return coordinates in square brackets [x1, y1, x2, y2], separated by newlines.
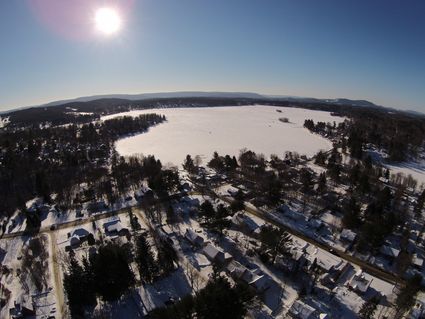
[0, 0, 424, 112]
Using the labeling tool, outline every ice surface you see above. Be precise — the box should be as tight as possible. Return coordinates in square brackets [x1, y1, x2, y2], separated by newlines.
[102, 105, 344, 165]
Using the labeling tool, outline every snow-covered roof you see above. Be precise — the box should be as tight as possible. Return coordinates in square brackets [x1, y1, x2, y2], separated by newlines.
[232, 213, 262, 232]
[289, 300, 316, 319]
[412, 254, 424, 268]
[340, 229, 357, 242]
[203, 243, 221, 261]
[380, 245, 400, 258]
[185, 229, 204, 246]
[106, 221, 124, 233]
[69, 236, 81, 246]
[202, 243, 231, 263]
[348, 272, 371, 293]
[308, 218, 323, 229]
[306, 246, 343, 271]
[71, 228, 90, 238]
[226, 261, 270, 291]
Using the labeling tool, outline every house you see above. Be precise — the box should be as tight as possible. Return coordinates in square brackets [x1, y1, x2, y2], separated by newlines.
[232, 213, 263, 234]
[185, 229, 204, 247]
[412, 254, 424, 270]
[380, 245, 400, 259]
[304, 247, 344, 273]
[274, 254, 300, 273]
[348, 270, 372, 294]
[68, 228, 90, 247]
[87, 200, 107, 213]
[308, 218, 323, 231]
[203, 243, 232, 264]
[103, 220, 129, 236]
[226, 261, 270, 292]
[378, 177, 389, 184]
[134, 185, 153, 200]
[283, 209, 305, 222]
[340, 229, 357, 243]
[408, 301, 424, 319]
[9, 295, 35, 319]
[320, 262, 350, 288]
[288, 300, 317, 319]
[181, 196, 200, 207]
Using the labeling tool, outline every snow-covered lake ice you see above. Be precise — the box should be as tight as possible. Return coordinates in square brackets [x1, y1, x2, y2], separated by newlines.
[102, 105, 345, 166]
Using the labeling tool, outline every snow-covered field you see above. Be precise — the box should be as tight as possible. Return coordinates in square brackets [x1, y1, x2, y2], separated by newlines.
[387, 161, 425, 186]
[367, 148, 425, 186]
[102, 105, 344, 166]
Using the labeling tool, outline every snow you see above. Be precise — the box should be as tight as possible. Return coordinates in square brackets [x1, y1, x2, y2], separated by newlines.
[367, 148, 425, 186]
[101, 105, 344, 165]
[0, 116, 9, 128]
[387, 161, 425, 186]
[0, 235, 57, 319]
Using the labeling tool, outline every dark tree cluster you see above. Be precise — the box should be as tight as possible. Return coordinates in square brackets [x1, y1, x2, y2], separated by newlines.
[395, 274, 422, 315]
[64, 243, 135, 318]
[198, 200, 232, 235]
[258, 225, 292, 264]
[149, 275, 253, 319]
[207, 151, 238, 172]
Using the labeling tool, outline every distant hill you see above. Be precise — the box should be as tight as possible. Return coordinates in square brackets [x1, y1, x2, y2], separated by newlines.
[267, 95, 380, 108]
[3, 91, 422, 129]
[40, 91, 382, 109]
[42, 91, 266, 107]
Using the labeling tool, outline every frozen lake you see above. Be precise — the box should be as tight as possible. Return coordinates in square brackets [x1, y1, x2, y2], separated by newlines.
[102, 105, 345, 166]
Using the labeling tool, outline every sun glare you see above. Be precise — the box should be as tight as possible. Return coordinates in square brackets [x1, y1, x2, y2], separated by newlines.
[95, 8, 121, 35]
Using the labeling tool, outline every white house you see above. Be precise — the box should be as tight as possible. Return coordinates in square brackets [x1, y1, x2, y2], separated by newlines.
[103, 219, 129, 236]
[348, 270, 372, 294]
[203, 243, 232, 264]
[288, 300, 317, 319]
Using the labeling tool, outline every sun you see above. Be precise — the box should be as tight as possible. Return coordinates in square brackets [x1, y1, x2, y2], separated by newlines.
[95, 8, 121, 35]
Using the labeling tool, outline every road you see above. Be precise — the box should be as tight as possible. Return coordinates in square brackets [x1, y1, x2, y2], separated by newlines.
[1, 205, 138, 318]
[47, 231, 66, 319]
[193, 188, 405, 286]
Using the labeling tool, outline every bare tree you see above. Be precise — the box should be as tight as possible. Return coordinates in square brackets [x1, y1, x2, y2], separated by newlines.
[183, 260, 201, 293]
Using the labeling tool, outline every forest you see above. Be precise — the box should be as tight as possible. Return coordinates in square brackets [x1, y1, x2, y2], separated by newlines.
[0, 114, 166, 226]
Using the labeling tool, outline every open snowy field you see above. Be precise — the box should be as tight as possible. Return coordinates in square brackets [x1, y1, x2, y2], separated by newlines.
[102, 105, 345, 166]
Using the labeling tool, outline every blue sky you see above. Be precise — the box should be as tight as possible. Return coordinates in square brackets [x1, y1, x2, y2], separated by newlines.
[0, 0, 424, 112]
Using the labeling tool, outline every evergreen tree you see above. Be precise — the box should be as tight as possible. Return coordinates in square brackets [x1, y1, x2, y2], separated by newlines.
[157, 238, 178, 274]
[194, 276, 250, 319]
[136, 234, 157, 283]
[91, 243, 135, 301]
[63, 254, 96, 318]
[359, 296, 379, 319]
[342, 197, 361, 229]
[317, 173, 327, 194]
[414, 189, 425, 216]
[210, 204, 231, 235]
[198, 200, 215, 223]
[183, 155, 196, 174]
[396, 274, 422, 313]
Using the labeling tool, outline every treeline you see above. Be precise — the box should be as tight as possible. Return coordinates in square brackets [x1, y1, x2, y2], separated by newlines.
[3, 97, 258, 129]
[0, 114, 165, 221]
[304, 107, 425, 162]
